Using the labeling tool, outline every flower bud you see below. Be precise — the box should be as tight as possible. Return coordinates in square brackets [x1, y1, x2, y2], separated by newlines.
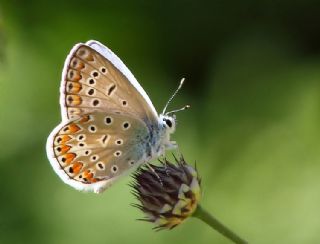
[131, 156, 201, 230]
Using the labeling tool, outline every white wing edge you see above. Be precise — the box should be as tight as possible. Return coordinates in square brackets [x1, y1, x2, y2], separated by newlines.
[46, 121, 114, 194]
[85, 40, 158, 118]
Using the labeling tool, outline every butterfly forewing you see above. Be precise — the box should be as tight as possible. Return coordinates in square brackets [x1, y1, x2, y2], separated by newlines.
[48, 112, 149, 192]
[60, 44, 158, 124]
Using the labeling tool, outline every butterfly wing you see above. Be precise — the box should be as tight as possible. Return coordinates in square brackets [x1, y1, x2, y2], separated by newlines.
[59, 40, 158, 124]
[46, 112, 150, 193]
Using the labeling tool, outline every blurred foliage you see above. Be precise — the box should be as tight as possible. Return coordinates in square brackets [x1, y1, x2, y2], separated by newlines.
[0, 0, 320, 243]
[0, 11, 5, 62]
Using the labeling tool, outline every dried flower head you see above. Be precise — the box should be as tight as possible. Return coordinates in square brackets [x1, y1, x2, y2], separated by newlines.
[131, 155, 201, 230]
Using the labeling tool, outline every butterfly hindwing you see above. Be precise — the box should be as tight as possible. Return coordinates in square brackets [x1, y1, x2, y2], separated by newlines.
[60, 42, 158, 124]
[47, 112, 150, 193]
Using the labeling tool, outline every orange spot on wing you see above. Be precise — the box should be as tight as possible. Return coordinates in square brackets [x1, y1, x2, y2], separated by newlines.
[72, 162, 83, 174]
[78, 62, 85, 70]
[71, 58, 85, 70]
[64, 153, 76, 164]
[61, 135, 71, 143]
[83, 170, 92, 178]
[68, 123, 81, 133]
[68, 82, 82, 93]
[79, 115, 90, 123]
[67, 95, 82, 106]
[82, 170, 99, 183]
[56, 135, 72, 145]
[72, 71, 82, 82]
[60, 145, 71, 154]
[74, 83, 82, 93]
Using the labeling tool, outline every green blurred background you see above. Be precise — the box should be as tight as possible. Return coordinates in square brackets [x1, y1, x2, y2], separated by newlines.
[1, 0, 320, 243]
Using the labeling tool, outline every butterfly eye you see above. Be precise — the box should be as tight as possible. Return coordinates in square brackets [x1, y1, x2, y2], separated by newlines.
[164, 119, 172, 128]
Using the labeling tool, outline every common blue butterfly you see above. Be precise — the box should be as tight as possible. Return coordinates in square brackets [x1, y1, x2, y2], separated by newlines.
[46, 40, 187, 193]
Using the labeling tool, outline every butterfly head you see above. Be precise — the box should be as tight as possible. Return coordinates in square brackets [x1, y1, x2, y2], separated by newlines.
[159, 114, 176, 134]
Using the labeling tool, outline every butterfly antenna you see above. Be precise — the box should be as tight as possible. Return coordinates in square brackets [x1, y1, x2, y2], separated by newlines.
[166, 105, 190, 115]
[162, 78, 185, 114]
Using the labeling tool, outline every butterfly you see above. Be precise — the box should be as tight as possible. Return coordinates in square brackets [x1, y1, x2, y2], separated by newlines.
[46, 40, 188, 193]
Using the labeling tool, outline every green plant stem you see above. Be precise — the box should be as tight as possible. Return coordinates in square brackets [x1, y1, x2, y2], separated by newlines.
[193, 205, 248, 244]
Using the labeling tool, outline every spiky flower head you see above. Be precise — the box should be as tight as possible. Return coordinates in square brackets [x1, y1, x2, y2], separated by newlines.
[131, 155, 201, 230]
